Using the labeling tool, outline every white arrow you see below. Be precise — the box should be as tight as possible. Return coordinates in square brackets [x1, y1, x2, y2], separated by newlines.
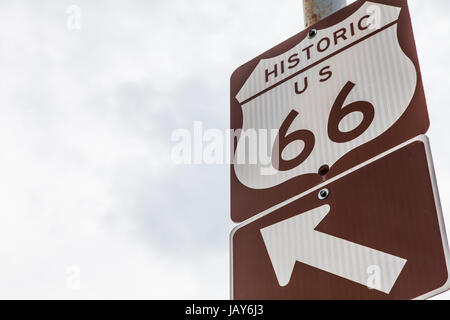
[260, 205, 407, 294]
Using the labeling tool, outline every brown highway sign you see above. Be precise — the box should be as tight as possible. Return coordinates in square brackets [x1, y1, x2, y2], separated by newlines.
[230, 0, 430, 222]
[231, 136, 450, 300]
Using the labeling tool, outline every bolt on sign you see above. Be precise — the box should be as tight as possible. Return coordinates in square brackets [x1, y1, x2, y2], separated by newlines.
[230, 0, 450, 299]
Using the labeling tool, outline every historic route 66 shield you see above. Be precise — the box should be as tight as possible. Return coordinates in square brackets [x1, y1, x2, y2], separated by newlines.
[230, 0, 429, 222]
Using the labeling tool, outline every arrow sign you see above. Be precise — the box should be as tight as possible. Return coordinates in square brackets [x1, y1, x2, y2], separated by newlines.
[260, 205, 407, 294]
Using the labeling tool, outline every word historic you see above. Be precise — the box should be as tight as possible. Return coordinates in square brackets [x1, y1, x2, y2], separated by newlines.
[264, 14, 373, 84]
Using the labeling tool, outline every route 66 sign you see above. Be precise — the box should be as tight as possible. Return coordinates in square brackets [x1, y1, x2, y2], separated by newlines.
[230, 0, 429, 222]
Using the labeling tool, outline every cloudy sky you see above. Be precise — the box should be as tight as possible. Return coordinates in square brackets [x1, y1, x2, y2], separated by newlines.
[0, 0, 449, 299]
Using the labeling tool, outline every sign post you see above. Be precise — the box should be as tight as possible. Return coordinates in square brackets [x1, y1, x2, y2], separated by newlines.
[303, 0, 347, 27]
[230, 0, 450, 300]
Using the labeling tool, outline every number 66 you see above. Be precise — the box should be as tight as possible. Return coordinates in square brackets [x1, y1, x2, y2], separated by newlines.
[272, 81, 375, 172]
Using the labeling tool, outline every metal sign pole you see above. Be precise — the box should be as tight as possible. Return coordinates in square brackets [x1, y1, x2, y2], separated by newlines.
[303, 0, 347, 27]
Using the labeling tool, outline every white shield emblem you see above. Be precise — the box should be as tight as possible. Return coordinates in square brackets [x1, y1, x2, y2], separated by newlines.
[233, 1, 417, 190]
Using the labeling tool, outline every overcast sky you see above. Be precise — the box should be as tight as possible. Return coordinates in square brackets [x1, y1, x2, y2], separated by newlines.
[0, 0, 449, 299]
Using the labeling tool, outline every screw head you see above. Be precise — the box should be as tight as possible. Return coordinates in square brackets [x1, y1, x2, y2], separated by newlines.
[318, 165, 330, 176]
[308, 29, 317, 39]
[318, 188, 329, 200]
